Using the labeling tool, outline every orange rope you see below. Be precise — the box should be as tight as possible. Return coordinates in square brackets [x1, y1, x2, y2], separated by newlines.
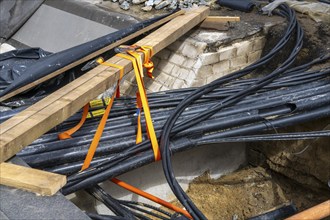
[111, 178, 192, 219]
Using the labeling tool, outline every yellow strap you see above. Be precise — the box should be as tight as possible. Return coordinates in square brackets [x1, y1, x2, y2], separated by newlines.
[116, 52, 161, 161]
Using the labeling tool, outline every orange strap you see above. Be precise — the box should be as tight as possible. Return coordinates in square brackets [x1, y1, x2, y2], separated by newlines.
[58, 59, 124, 141]
[58, 104, 89, 140]
[81, 90, 116, 171]
[136, 92, 143, 144]
[139, 46, 155, 79]
[111, 178, 192, 219]
[116, 52, 161, 161]
[80, 61, 124, 171]
[100, 61, 124, 98]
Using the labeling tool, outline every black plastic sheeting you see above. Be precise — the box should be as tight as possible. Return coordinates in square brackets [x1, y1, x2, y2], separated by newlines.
[0, 0, 44, 41]
[0, 10, 178, 99]
[0, 48, 50, 91]
[218, 0, 255, 12]
[0, 48, 79, 97]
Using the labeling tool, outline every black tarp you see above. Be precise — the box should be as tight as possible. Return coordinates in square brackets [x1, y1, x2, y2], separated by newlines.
[0, 10, 178, 99]
[0, 0, 44, 41]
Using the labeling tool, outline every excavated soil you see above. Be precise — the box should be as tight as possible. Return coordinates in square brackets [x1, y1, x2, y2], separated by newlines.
[185, 166, 329, 219]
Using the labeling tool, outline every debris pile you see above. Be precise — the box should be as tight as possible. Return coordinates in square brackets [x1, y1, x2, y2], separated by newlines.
[105, 0, 210, 11]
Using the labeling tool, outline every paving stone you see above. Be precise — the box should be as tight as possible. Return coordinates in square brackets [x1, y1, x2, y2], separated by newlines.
[230, 55, 247, 69]
[121, 80, 133, 92]
[181, 43, 200, 59]
[233, 40, 253, 56]
[212, 60, 230, 75]
[193, 41, 207, 53]
[157, 60, 175, 74]
[169, 53, 186, 66]
[178, 67, 191, 80]
[152, 56, 160, 67]
[218, 46, 237, 61]
[206, 73, 224, 83]
[191, 78, 207, 87]
[193, 59, 203, 69]
[171, 78, 185, 89]
[156, 48, 171, 60]
[183, 58, 196, 67]
[155, 72, 170, 85]
[169, 65, 182, 77]
[168, 40, 185, 53]
[148, 80, 163, 92]
[248, 50, 262, 64]
[124, 70, 136, 83]
[199, 52, 220, 65]
[196, 65, 213, 78]
[252, 37, 266, 51]
[183, 73, 195, 86]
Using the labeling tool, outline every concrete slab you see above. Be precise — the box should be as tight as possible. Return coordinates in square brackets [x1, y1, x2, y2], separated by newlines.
[69, 143, 246, 214]
[12, 5, 117, 52]
[0, 157, 90, 220]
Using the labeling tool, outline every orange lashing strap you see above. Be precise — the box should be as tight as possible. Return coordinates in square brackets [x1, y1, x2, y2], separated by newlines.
[100, 59, 124, 98]
[81, 90, 116, 171]
[58, 104, 90, 140]
[136, 92, 143, 144]
[58, 58, 124, 141]
[80, 61, 124, 171]
[116, 50, 161, 161]
[111, 178, 192, 219]
[138, 46, 155, 79]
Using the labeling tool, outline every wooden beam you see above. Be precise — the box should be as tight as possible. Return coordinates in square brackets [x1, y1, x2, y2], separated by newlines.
[0, 10, 185, 102]
[205, 16, 240, 22]
[0, 7, 210, 163]
[200, 16, 240, 30]
[285, 200, 330, 220]
[200, 21, 229, 31]
[200, 16, 240, 31]
[0, 162, 66, 196]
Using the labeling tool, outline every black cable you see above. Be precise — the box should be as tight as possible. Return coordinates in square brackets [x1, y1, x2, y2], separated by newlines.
[160, 4, 303, 219]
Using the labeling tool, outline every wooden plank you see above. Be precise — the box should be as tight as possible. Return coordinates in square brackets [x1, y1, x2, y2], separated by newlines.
[0, 7, 210, 163]
[0, 10, 185, 102]
[0, 162, 67, 196]
[200, 16, 240, 31]
[205, 16, 240, 22]
[200, 16, 240, 30]
[285, 200, 330, 220]
[200, 21, 229, 31]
